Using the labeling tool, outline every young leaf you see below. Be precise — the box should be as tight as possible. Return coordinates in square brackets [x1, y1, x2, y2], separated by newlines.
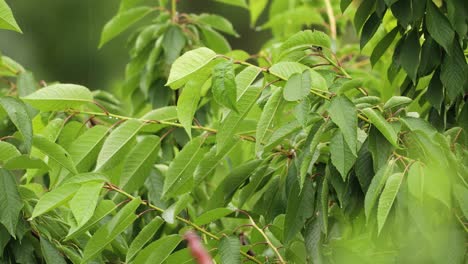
[0, 0, 22, 32]
[40, 238, 67, 264]
[256, 87, 283, 153]
[328, 95, 357, 156]
[0, 141, 20, 161]
[31, 183, 80, 219]
[21, 84, 93, 111]
[132, 235, 182, 264]
[329, 130, 357, 181]
[0, 97, 33, 152]
[33, 135, 78, 174]
[194, 208, 233, 226]
[82, 197, 141, 262]
[361, 108, 399, 147]
[217, 87, 261, 152]
[425, 0, 455, 53]
[0, 169, 23, 237]
[120, 135, 161, 192]
[219, 236, 241, 264]
[212, 60, 238, 112]
[235, 66, 262, 99]
[99, 7, 154, 48]
[95, 119, 143, 171]
[283, 71, 311, 101]
[279, 30, 331, 57]
[166, 47, 217, 89]
[377, 172, 403, 233]
[69, 181, 104, 228]
[163, 137, 208, 198]
[126, 217, 164, 262]
[364, 160, 395, 219]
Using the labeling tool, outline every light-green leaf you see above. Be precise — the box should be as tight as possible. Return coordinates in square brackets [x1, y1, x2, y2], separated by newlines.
[249, 0, 268, 26]
[0, 141, 20, 161]
[126, 217, 164, 262]
[166, 47, 217, 89]
[99, 7, 154, 48]
[328, 95, 358, 155]
[235, 66, 262, 99]
[120, 135, 161, 192]
[82, 198, 141, 262]
[68, 125, 109, 172]
[95, 119, 143, 171]
[133, 235, 182, 264]
[69, 182, 104, 228]
[0, 0, 22, 32]
[283, 71, 311, 101]
[217, 87, 261, 152]
[163, 137, 208, 198]
[33, 135, 78, 174]
[0, 97, 33, 152]
[256, 87, 284, 154]
[0, 169, 23, 237]
[21, 84, 93, 111]
[329, 130, 357, 180]
[269, 62, 308, 80]
[212, 60, 238, 112]
[31, 183, 79, 219]
[279, 30, 331, 57]
[219, 236, 241, 264]
[361, 108, 399, 147]
[377, 172, 403, 233]
[196, 14, 239, 36]
[194, 208, 233, 226]
[383, 96, 412, 110]
[364, 160, 395, 219]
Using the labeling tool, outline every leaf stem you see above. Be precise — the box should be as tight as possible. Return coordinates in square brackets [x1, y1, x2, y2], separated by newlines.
[105, 183, 262, 264]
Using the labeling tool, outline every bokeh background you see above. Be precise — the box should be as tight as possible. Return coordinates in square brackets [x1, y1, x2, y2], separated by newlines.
[0, 0, 271, 90]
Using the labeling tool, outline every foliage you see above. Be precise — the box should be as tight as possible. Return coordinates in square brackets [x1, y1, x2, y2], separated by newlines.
[0, 0, 467, 263]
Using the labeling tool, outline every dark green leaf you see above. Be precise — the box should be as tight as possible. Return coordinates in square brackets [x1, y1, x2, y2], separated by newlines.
[399, 30, 420, 83]
[425, 0, 455, 53]
[371, 27, 398, 66]
[360, 13, 381, 49]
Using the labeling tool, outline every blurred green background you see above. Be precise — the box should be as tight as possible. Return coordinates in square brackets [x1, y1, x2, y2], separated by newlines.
[0, 0, 270, 90]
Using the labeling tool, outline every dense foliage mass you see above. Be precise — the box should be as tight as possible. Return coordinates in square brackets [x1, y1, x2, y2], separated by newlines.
[0, 0, 466, 263]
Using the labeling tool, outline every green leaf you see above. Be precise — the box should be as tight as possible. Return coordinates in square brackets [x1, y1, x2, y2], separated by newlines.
[33, 135, 78, 174]
[216, 87, 261, 152]
[283, 71, 310, 101]
[0, 97, 33, 152]
[40, 238, 67, 264]
[361, 108, 399, 147]
[399, 30, 420, 83]
[235, 66, 262, 99]
[3, 155, 48, 170]
[31, 183, 79, 219]
[95, 119, 143, 171]
[212, 60, 237, 112]
[328, 95, 357, 155]
[208, 160, 261, 209]
[62, 172, 109, 185]
[162, 25, 187, 64]
[263, 120, 301, 153]
[213, 0, 248, 8]
[99, 7, 154, 48]
[69, 182, 104, 228]
[319, 171, 329, 235]
[120, 135, 160, 192]
[406, 161, 424, 201]
[194, 208, 233, 226]
[133, 235, 182, 264]
[0, 0, 22, 32]
[300, 121, 327, 188]
[329, 130, 357, 181]
[126, 217, 164, 262]
[141, 106, 178, 132]
[21, 84, 93, 111]
[364, 160, 395, 219]
[425, 0, 455, 53]
[284, 177, 315, 242]
[163, 137, 208, 198]
[354, 0, 374, 33]
[0, 169, 23, 237]
[0, 141, 20, 161]
[440, 41, 467, 101]
[269, 62, 308, 80]
[162, 194, 191, 224]
[370, 27, 398, 66]
[383, 96, 412, 110]
[166, 47, 218, 89]
[16, 71, 37, 97]
[377, 172, 403, 233]
[256, 87, 283, 154]
[196, 14, 239, 36]
[200, 26, 231, 54]
[360, 13, 380, 49]
[119, 0, 145, 12]
[219, 236, 241, 264]
[280, 30, 331, 57]
[82, 197, 141, 262]
[249, 0, 268, 26]
[68, 125, 109, 172]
